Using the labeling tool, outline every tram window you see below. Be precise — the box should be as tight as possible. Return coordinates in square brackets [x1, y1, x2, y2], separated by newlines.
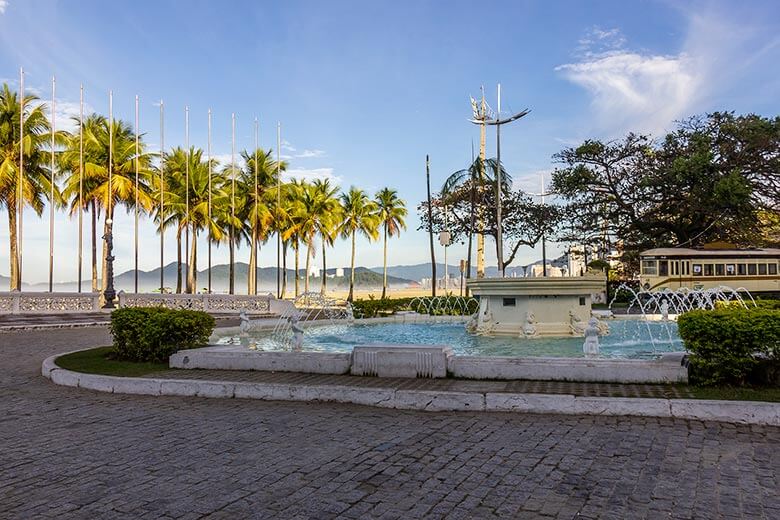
[737, 264, 746, 275]
[715, 264, 725, 276]
[703, 264, 714, 276]
[758, 264, 767, 275]
[726, 264, 735, 275]
[692, 264, 702, 276]
[748, 264, 757, 275]
[659, 261, 668, 276]
[770, 264, 778, 275]
[685, 262, 690, 275]
[641, 260, 657, 275]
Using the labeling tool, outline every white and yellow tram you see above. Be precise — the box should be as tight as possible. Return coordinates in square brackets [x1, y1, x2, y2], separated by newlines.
[639, 247, 780, 293]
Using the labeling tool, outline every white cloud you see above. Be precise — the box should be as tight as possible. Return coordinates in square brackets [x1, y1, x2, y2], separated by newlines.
[0, 1, 8, 15]
[283, 167, 341, 185]
[281, 139, 296, 152]
[296, 149, 325, 159]
[557, 10, 780, 138]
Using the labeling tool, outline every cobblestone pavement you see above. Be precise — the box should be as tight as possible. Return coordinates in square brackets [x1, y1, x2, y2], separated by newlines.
[2, 329, 779, 519]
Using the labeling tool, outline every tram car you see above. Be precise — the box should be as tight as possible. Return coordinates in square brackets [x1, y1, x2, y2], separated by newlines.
[639, 246, 780, 293]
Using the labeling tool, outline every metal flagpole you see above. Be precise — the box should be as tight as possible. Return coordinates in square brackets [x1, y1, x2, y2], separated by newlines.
[276, 122, 281, 299]
[207, 109, 212, 294]
[444, 204, 448, 293]
[540, 171, 547, 277]
[17, 67, 24, 291]
[134, 95, 139, 293]
[230, 113, 236, 295]
[78, 84, 84, 293]
[185, 106, 190, 293]
[49, 76, 55, 292]
[252, 117, 258, 295]
[159, 100, 165, 293]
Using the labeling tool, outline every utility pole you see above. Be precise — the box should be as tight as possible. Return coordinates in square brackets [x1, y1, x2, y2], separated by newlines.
[469, 87, 489, 278]
[426, 155, 436, 297]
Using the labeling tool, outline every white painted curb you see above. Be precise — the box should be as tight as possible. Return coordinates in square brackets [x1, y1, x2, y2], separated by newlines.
[42, 351, 780, 426]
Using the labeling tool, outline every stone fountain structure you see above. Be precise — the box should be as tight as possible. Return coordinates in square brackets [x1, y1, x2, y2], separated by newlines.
[466, 276, 607, 337]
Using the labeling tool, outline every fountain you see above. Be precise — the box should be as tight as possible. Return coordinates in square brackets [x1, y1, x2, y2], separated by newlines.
[268, 292, 353, 350]
[466, 276, 607, 337]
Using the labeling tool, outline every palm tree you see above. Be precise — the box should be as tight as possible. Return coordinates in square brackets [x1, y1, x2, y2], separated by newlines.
[240, 148, 285, 295]
[339, 187, 379, 302]
[280, 179, 307, 298]
[311, 179, 342, 295]
[296, 180, 340, 295]
[0, 83, 53, 290]
[375, 188, 407, 299]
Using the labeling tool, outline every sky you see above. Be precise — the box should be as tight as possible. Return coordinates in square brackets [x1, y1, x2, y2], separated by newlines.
[1, 0, 779, 284]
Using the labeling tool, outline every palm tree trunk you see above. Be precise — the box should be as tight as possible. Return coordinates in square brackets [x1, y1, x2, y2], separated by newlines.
[381, 224, 388, 299]
[304, 243, 311, 294]
[348, 230, 356, 302]
[176, 226, 182, 294]
[188, 224, 197, 293]
[281, 241, 287, 299]
[7, 200, 19, 291]
[248, 228, 257, 295]
[321, 238, 327, 295]
[228, 230, 235, 295]
[294, 240, 300, 298]
[101, 207, 114, 294]
[91, 200, 98, 292]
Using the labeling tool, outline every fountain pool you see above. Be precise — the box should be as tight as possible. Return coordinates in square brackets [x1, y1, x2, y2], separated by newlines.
[213, 318, 683, 359]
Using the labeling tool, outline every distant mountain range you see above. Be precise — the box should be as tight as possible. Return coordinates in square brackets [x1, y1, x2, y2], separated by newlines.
[1, 255, 568, 293]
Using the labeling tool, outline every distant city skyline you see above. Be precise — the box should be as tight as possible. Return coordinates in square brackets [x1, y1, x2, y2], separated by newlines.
[1, 0, 779, 283]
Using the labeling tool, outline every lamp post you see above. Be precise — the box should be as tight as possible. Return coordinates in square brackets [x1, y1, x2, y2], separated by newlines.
[103, 90, 116, 309]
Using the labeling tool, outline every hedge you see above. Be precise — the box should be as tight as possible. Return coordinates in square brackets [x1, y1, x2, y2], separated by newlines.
[677, 308, 780, 386]
[351, 296, 479, 318]
[110, 307, 216, 363]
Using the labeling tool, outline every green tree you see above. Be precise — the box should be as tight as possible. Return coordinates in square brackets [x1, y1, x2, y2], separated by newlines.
[339, 187, 379, 302]
[0, 84, 54, 290]
[375, 188, 407, 299]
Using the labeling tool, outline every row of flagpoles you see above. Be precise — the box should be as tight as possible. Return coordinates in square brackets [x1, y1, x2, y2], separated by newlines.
[15, 67, 283, 297]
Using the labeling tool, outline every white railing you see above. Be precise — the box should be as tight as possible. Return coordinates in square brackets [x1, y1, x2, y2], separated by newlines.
[0, 292, 102, 313]
[117, 292, 273, 314]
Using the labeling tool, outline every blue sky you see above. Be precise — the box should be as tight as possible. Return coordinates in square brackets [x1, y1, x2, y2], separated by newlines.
[1, 0, 779, 283]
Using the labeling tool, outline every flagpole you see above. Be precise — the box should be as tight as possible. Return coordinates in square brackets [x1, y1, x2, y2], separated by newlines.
[230, 112, 236, 295]
[17, 67, 24, 291]
[77, 84, 84, 293]
[48, 75, 55, 292]
[252, 117, 258, 295]
[207, 108, 212, 294]
[185, 105, 190, 293]
[134, 94, 139, 293]
[159, 100, 165, 293]
[276, 122, 281, 299]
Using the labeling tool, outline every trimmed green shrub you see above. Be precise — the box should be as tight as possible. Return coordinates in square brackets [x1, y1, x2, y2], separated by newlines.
[677, 308, 780, 386]
[351, 296, 479, 318]
[110, 307, 216, 362]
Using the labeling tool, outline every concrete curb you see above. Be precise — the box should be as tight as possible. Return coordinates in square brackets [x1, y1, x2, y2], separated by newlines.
[1, 321, 109, 332]
[42, 351, 780, 426]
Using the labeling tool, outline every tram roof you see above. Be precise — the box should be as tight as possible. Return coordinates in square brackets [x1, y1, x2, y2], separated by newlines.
[641, 247, 780, 258]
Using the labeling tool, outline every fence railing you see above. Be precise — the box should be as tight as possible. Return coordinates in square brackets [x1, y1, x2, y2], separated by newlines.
[0, 292, 276, 315]
[0, 292, 101, 313]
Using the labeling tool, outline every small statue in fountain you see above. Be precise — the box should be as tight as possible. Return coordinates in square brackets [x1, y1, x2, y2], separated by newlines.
[522, 311, 538, 338]
[582, 317, 600, 357]
[660, 300, 670, 321]
[239, 310, 253, 334]
[290, 315, 304, 351]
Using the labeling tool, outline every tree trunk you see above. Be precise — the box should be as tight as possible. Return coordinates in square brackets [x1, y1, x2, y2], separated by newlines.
[294, 240, 300, 298]
[7, 200, 19, 291]
[281, 241, 287, 299]
[101, 206, 114, 294]
[248, 227, 257, 295]
[228, 230, 235, 295]
[348, 230, 356, 302]
[188, 224, 197, 293]
[91, 200, 98, 292]
[321, 238, 327, 295]
[381, 224, 388, 299]
[176, 226, 182, 294]
[304, 242, 311, 294]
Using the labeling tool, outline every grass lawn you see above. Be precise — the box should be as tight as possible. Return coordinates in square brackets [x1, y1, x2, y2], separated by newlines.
[688, 385, 780, 403]
[55, 346, 168, 377]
